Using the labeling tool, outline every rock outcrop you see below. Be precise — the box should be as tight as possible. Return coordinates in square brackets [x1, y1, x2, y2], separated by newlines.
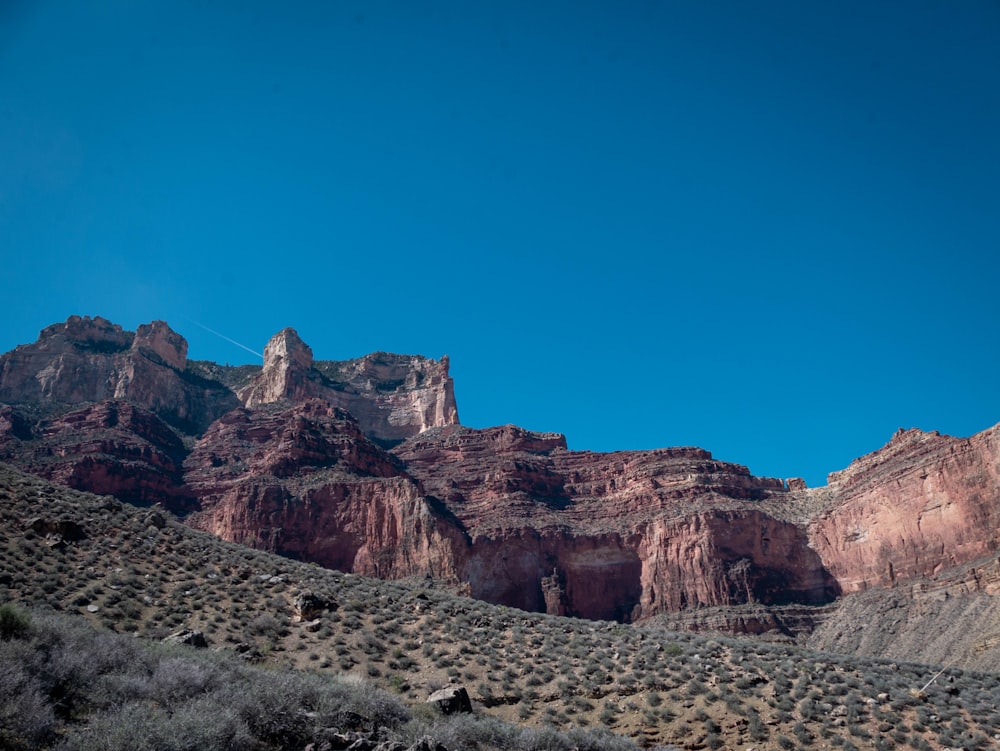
[0, 316, 238, 433]
[0, 317, 458, 443]
[393, 425, 838, 622]
[237, 328, 315, 407]
[183, 399, 468, 580]
[807, 425, 1000, 593]
[238, 329, 459, 445]
[0, 400, 195, 511]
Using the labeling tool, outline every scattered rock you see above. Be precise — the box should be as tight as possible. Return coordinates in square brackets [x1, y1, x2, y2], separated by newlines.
[233, 642, 262, 662]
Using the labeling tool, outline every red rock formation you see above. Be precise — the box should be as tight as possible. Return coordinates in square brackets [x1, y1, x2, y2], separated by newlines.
[237, 328, 315, 407]
[133, 320, 188, 370]
[3, 316, 999, 634]
[238, 328, 459, 445]
[393, 425, 836, 621]
[808, 425, 1000, 593]
[0, 316, 238, 432]
[184, 399, 468, 579]
[0, 400, 194, 510]
[1, 318, 456, 442]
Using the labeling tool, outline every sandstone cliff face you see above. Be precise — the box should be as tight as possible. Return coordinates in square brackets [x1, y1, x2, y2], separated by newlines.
[238, 329, 459, 445]
[393, 425, 837, 622]
[808, 425, 1000, 593]
[1, 317, 458, 443]
[184, 399, 468, 580]
[0, 316, 238, 433]
[0, 317, 465, 549]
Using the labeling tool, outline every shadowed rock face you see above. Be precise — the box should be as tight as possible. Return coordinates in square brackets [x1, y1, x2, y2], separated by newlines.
[392, 425, 840, 622]
[1, 316, 998, 633]
[0, 400, 195, 511]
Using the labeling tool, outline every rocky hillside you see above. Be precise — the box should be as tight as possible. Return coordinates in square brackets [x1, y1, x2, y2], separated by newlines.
[4, 464, 999, 751]
[2, 316, 999, 657]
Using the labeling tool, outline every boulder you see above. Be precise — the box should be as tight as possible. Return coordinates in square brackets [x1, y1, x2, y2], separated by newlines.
[426, 686, 472, 715]
[292, 590, 336, 622]
[163, 629, 208, 648]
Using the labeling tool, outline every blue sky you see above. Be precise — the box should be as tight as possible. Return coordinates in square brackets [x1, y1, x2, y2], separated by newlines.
[2, 1, 998, 486]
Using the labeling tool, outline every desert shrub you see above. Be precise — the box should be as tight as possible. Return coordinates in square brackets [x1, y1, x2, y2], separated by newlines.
[0, 603, 31, 640]
[748, 711, 768, 741]
[248, 613, 285, 639]
[148, 657, 220, 705]
[1, 607, 414, 751]
[686, 678, 707, 696]
[404, 712, 638, 751]
[0, 645, 56, 750]
[61, 698, 252, 751]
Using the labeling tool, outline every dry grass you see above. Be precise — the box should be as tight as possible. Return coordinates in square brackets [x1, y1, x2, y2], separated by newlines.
[2, 464, 998, 750]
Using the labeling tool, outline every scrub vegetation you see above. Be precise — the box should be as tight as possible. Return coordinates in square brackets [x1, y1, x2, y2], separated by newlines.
[2, 465, 998, 750]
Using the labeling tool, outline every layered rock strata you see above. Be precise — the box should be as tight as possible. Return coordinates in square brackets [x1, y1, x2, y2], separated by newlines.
[0, 317, 459, 443]
[238, 328, 459, 445]
[183, 399, 467, 580]
[2, 316, 999, 635]
[393, 425, 839, 621]
[0, 316, 238, 433]
[807, 425, 1000, 592]
[0, 400, 194, 510]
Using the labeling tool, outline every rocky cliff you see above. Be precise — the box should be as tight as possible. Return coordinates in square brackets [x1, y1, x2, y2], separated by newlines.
[0, 317, 458, 444]
[0, 316, 238, 433]
[238, 328, 459, 445]
[807, 425, 1000, 592]
[393, 425, 838, 621]
[0, 400, 195, 511]
[183, 399, 468, 580]
[2, 315, 998, 639]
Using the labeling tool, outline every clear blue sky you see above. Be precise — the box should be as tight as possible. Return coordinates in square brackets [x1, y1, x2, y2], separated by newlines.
[2, 1, 998, 486]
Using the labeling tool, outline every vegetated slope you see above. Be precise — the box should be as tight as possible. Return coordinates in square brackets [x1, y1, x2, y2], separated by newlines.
[3, 465, 999, 751]
[0, 605, 637, 751]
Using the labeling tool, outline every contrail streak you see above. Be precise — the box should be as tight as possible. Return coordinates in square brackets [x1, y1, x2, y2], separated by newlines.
[182, 317, 263, 360]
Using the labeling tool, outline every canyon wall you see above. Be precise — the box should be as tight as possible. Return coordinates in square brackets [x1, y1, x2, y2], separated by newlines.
[0, 400, 195, 511]
[0, 317, 459, 443]
[0, 316, 238, 433]
[807, 425, 1000, 593]
[2, 316, 998, 634]
[183, 399, 468, 581]
[393, 425, 839, 622]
